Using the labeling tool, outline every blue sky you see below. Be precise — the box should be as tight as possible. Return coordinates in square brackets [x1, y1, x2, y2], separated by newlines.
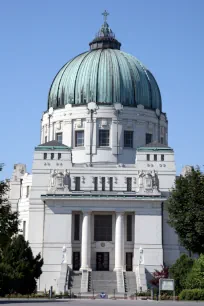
[1, 0, 204, 179]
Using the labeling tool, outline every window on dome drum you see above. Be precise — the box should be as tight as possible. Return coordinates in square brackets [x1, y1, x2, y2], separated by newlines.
[161, 154, 164, 161]
[124, 131, 133, 148]
[127, 215, 132, 241]
[51, 153, 54, 160]
[45, 136, 47, 143]
[74, 214, 80, 241]
[147, 154, 150, 161]
[75, 130, 84, 147]
[127, 178, 132, 191]
[26, 186, 29, 198]
[75, 177, 80, 191]
[146, 133, 152, 144]
[44, 153, 47, 160]
[94, 177, 98, 191]
[94, 215, 112, 241]
[109, 177, 113, 191]
[154, 154, 157, 161]
[102, 177, 105, 191]
[58, 153, 61, 160]
[56, 133, 62, 144]
[161, 137, 164, 144]
[23, 221, 26, 238]
[99, 130, 109, 147]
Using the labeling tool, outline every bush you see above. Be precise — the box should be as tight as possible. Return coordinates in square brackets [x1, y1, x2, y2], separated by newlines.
[169, 254, 194, 294]
[179, 289, 204, 300]
[185, 254, 204, 289]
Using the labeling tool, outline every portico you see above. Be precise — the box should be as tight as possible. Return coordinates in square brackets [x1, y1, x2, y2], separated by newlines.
[79, 210, 126, 271]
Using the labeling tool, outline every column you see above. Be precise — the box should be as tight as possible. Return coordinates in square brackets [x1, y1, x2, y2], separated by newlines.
[114, 212, 124, 270]
[80, 211, 91, 270]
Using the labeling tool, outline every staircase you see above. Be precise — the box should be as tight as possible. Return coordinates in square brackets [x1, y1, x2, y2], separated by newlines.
[69, 271, 82, 294]
[58, 263, 68, 294]
[124, 271, 137, 294]
[90, 271, 117, 294]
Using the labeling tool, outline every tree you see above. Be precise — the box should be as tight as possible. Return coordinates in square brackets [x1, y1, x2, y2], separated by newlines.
[0, 181, 19, 251]
[0, 235, 43, 295]
[167, 168, 204, 254]
[150, 265, 169, 287]
[169, 254, 194, 294]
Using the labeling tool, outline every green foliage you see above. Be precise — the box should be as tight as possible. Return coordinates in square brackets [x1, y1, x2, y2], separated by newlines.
[185, 254, 204, 289]
[167, 168, 204, 254]
[0, 181, 20, 251]
[179, 289, 204, 300]
[170, 254, 194, 294]
[0, 235, 43, 296]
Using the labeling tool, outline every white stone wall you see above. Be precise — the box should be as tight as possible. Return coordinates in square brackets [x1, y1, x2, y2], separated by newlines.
[41, 105, 168, 165]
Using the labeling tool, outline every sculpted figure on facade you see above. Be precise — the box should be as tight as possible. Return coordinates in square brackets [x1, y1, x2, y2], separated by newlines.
[139, 246, 144, 265]
[62, 245, 67, 264]
[63, 169, 70, 191]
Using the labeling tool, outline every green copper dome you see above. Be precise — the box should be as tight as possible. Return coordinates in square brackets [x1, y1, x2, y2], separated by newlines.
[48, 13, 162, 111]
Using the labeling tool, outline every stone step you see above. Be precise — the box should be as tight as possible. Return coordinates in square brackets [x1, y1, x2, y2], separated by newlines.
[90, 271, 117, 294]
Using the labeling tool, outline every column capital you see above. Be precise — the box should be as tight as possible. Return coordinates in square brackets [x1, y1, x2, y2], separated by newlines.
[115, 210, 125, 216]
[82, 210, 92, 216]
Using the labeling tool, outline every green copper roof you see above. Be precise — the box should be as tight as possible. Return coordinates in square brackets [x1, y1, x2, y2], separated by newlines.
[48, 13, 162, 111]
[35, 140, 71, 151]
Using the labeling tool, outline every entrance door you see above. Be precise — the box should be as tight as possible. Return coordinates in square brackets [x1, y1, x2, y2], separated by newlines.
[73, 252, 80, 271]
[96, 252, 109, 271]
[126, 252, 133, 271]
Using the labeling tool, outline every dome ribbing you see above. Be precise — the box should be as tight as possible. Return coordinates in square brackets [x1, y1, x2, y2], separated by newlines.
[48, 12, 162, 111]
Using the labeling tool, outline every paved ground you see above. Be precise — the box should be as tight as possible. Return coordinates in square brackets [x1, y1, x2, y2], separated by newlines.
[1, 301, 204, 306]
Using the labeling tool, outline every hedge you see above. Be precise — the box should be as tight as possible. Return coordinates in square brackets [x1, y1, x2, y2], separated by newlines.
[179, 289, 204, 300]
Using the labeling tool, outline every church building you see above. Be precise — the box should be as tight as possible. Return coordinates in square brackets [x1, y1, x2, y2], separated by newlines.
[9, 12, 181, 294]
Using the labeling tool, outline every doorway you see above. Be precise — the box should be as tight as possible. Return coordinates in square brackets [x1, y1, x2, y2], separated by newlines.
[126, 252, 133, 271]
[73, 252, 80, 271]
[96, 252, 109, 271]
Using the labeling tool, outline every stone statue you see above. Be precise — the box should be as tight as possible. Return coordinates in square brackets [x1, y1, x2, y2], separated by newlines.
[152, 171, 159, 190]
[139, 171, 144, 187]
[139, 246, 144, 265]
[63, 170, 70, 190]
[50, 170, 57, 187]
[62, 245, 67, 264]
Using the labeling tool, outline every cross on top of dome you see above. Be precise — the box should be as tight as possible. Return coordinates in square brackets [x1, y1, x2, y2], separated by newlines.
[102, 10, 109, 23]
[89, 11, 121, 50]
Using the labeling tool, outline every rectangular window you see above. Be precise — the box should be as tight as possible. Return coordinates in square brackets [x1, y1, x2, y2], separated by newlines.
[23, 221, 26, 238]
[154, 154, 157, 161]
[26, 186, 29, 198]
[109, 177, 113, 191]
[146, 133, 152, 144]
[51, 153, 54, 160]
[161, 137, 164, 144]
[127, 177, 132, 191]
[161, 154, 164, 161]
[44, 153, 47, 159]
[124, 131, 133, 148]
[74, 214, 80, 241]
[56, 133, 63, 144]
[94, 177, 98, 191]
[58, 153, 61, 160]
[99, 130, 109, 147]
[75, 177, 80, 191]
[127, 215, 132, 241]
[75, 130, 84, 147]
[45, 136, 47, 143]
[94, 215, 112, 241]
[102, 177, 105, 191]
[147, 154, 150, 161]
